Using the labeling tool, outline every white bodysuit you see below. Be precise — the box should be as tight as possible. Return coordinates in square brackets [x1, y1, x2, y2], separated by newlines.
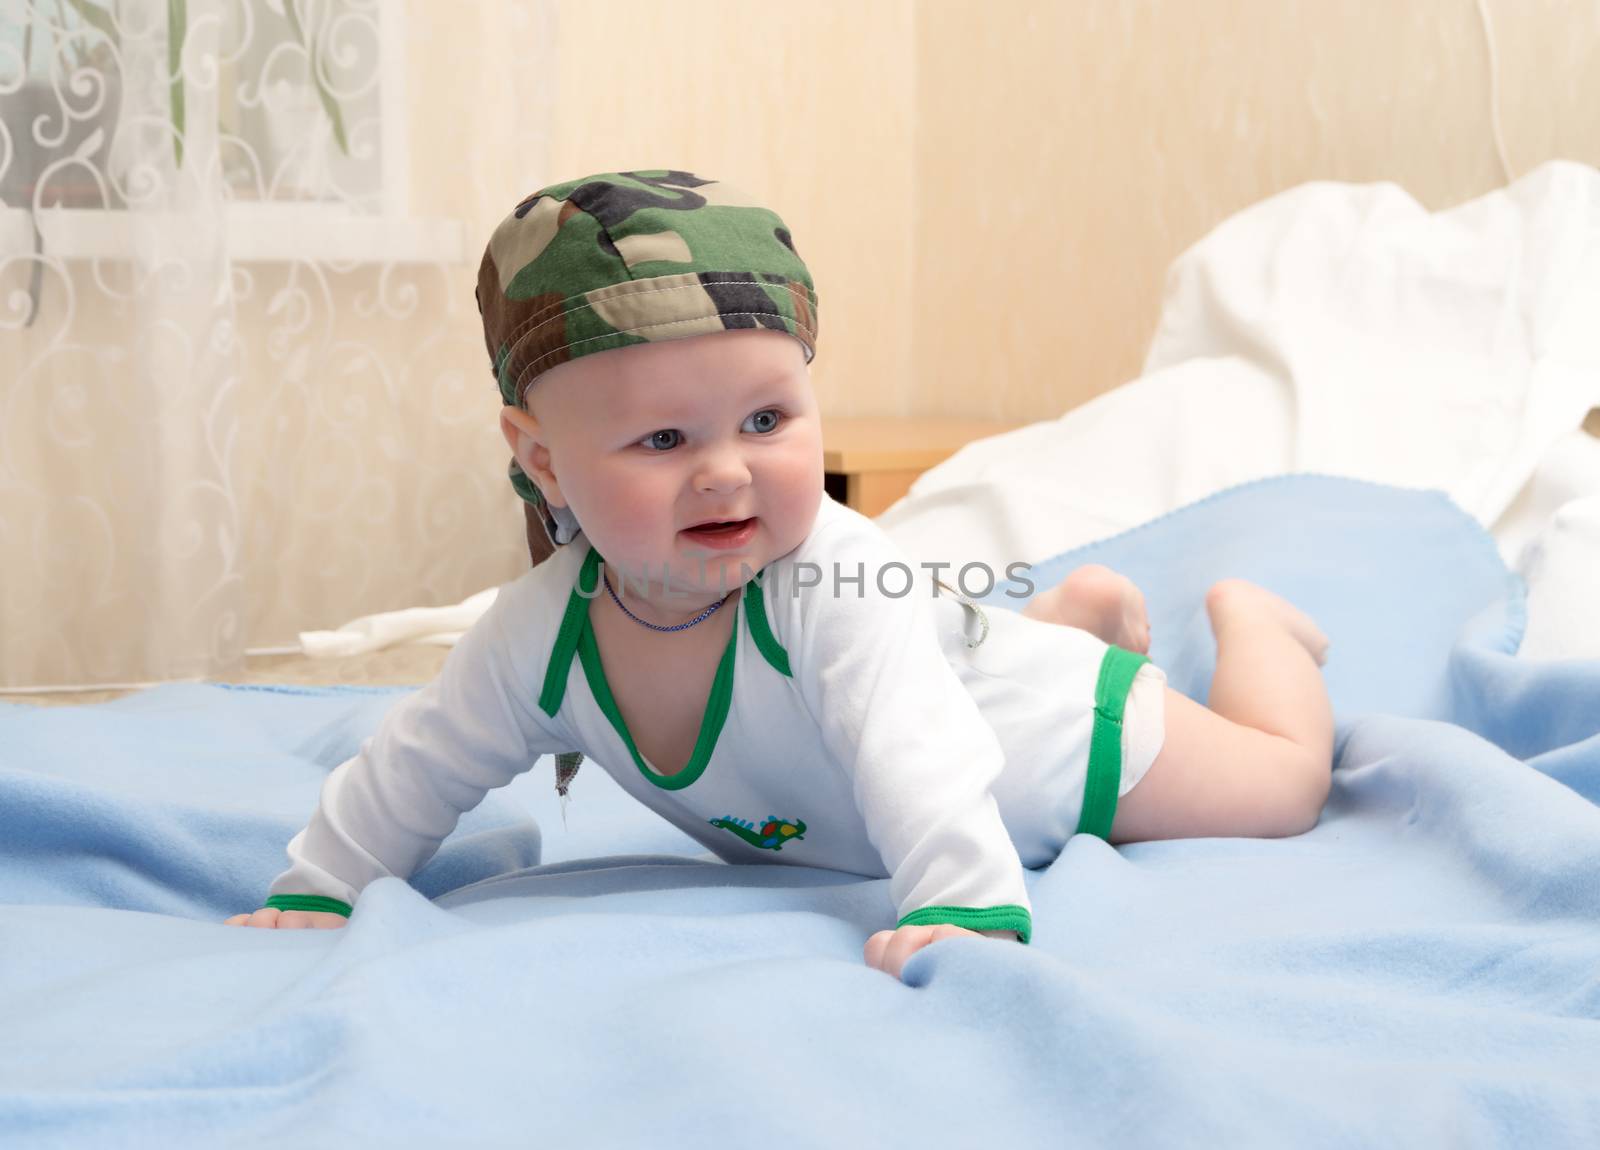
[266, 494, 1168, 944]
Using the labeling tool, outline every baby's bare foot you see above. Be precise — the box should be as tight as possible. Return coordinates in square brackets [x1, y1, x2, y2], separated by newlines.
[1022, 564, 1151, 654]
[1204, 579, 1329, 666]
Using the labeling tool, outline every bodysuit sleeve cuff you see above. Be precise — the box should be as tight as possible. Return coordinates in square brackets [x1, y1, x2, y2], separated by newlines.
[897, 904, 1032, 944]
[263, 894, 353, 918]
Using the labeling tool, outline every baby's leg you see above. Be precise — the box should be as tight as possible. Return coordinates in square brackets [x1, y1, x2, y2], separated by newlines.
[1109, 580, 1333, 843]
[1022, 564, 1151, 654]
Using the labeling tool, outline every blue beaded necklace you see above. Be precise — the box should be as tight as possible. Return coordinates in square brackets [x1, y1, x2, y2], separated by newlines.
[602, 569, 728, 632]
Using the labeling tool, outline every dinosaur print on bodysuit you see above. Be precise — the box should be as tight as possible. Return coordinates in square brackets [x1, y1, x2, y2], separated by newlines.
[708, 815, 807, 851]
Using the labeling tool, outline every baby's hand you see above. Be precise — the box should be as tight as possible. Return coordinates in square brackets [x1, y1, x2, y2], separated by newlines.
[224, 907, 348, 930]
[864, 923, 982, 980]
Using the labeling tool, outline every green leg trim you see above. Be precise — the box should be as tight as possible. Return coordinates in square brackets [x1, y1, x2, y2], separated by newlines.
[1075, 645, 1152, 842]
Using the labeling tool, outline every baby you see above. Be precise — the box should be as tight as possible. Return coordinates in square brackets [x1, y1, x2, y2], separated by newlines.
[228, 170, 1334, 981]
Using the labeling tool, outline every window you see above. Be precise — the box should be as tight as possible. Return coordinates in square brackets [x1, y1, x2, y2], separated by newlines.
[0, 1, 461, 264]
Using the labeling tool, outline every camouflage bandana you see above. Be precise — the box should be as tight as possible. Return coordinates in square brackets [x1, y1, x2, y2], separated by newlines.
[475, 169, 820, 558]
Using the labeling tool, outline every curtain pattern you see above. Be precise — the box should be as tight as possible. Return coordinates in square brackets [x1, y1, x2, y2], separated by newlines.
[1, 1, 538, 689]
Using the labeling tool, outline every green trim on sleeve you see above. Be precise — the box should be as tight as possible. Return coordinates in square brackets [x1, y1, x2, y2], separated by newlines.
[1076, 645, 1151, 842]
[264, 894, 353, 918]
[742, 573, 792, 677]
[897, 904, 1032, 944]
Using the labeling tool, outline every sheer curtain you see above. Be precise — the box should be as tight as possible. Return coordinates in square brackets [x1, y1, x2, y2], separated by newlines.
[1, 1, 547, 691]
[2, 0, 242, 688]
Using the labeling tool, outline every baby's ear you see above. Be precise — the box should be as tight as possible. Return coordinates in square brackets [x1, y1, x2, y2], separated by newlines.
[499, 404, 536, 459]
[499, 406, 564, 505]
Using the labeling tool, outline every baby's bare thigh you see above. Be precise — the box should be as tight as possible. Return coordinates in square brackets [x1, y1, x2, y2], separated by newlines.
[1109, 687, 1328, 843]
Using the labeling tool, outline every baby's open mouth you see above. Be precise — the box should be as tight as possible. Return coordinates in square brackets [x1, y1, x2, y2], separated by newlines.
[685, 518, 754, 534]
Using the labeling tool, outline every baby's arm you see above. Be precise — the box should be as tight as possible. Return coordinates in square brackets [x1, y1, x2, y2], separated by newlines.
[226, 576, 563, 928]
[789, 516, 1034, 976]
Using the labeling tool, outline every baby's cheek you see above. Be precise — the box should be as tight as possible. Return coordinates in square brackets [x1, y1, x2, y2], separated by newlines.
[761, 446, 824, 512]
[589, 469, 665, 531]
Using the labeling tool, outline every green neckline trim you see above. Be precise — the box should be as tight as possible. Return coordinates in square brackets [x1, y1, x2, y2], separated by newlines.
[537, 545, 795, 788]
[565, 546, 739, 791]
[1075, 645, 1151, 842]
[897, 904, 1033, 944]
[742, 575, 792, 677]
[538, 547, 597, 718]
[540, 546, 792, 722]
[264, 894, 352, 918]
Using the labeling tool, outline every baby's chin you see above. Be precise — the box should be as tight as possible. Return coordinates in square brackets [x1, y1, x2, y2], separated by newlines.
[600, 549, 761, 599]
[667, 553, 766, 596]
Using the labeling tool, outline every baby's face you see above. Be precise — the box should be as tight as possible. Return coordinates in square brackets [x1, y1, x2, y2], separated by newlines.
[503, 328, 823, 602]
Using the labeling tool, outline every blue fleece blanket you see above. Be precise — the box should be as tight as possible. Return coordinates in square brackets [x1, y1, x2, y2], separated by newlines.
[3, 476, 1598, 1149]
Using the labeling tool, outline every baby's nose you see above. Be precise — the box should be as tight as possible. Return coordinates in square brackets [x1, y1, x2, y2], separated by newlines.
[693, 446, 753, 492]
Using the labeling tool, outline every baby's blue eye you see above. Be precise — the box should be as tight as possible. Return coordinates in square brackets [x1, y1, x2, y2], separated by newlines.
[744, 409, 782, 434]
[641, 429, 682, 452]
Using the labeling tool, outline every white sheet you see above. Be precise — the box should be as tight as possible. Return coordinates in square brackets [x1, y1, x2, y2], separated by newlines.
[877, 160, 1600, 659]
[298, 588, 499, 657]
